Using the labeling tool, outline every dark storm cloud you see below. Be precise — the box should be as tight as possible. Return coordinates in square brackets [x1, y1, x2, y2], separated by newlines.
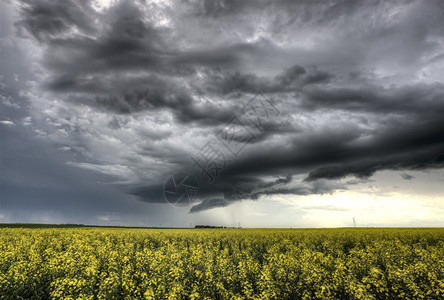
[15, 0, 97, 42]
[128, 184, 166, 204]
[188, 178, 347, 213]
[189, 198, 228, 214]
[198, 65, 333, 95]
[9, 0, 444, 214]
[251, 179, 347, 199]
[301, 83, 444, 115]
[16, 0, 280, 126]
[214, 109, 444, 183]
[106, 76, 444, 210]
[305, 117, 444, 181]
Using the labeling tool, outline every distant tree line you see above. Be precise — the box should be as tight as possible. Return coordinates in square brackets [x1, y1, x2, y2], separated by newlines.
[194, 225, 241, 228]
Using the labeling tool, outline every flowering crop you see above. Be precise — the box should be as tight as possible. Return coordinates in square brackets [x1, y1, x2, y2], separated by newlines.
[0, 227, 443, 299]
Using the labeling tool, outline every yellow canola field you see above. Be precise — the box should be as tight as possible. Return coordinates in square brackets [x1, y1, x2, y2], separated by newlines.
[0, 227, 443, 299]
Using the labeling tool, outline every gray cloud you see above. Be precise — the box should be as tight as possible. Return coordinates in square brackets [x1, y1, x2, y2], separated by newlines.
[4, 0, 444, 216]
[197, 64, 333, 95]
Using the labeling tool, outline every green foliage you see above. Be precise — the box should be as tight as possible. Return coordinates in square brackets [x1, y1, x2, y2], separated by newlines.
[0, 228, 443, 299]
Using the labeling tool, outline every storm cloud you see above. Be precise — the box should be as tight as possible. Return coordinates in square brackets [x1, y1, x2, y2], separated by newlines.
[2, 0, 443, 217]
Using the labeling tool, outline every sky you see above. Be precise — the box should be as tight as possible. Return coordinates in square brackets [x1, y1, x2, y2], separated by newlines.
[0, 0, 443, 227]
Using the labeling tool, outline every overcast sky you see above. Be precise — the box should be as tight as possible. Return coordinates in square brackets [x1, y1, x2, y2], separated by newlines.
[1, 0, 443, 227]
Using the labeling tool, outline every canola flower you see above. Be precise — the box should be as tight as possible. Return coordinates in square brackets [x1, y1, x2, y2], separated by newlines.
[0, 227, 443, 299]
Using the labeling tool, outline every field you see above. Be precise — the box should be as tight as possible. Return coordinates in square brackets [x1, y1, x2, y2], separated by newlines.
[0, 226, 443, 299]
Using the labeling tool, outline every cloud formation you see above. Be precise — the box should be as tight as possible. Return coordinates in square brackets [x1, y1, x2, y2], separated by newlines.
[6, 0, 444, 213]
